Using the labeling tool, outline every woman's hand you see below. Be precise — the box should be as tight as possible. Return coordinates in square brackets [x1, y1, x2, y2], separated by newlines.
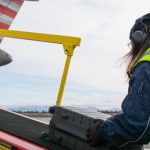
[86, 121, 105, 146]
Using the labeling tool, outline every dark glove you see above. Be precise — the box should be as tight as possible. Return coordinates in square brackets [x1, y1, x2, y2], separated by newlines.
[86, 121, 105, 146]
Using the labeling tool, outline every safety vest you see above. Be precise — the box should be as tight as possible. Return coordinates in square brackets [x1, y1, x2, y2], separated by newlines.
[128, 47, 150, 77]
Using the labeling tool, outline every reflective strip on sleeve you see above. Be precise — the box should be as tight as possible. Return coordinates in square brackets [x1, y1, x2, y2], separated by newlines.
[119, 116, 150, 147]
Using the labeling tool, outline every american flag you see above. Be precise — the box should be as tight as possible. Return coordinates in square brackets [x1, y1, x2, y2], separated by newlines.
[0, 0, 24, 42]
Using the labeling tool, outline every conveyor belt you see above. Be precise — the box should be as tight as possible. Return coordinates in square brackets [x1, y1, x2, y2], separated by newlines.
[0, 109, 67, 150]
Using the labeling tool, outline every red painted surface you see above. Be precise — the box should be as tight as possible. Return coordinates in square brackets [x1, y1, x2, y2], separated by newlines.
[0, 5, 17, 18]
[11, 0, 24, 6]
[0, 131, 49, 150]
[0, 22, 9, 29]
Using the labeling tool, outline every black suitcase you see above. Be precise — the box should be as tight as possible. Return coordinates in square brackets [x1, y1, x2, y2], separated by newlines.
[48, 106, 110, 150]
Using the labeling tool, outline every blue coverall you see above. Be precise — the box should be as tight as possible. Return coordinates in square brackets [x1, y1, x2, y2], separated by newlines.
[101, 62, 150, 148]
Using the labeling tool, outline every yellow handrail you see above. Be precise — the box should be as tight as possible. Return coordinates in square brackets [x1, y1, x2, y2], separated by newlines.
[0, 29, 81, 106]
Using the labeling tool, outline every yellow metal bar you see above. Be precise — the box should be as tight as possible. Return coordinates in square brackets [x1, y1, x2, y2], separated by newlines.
[56, 55, 72, 106]
[0, 29, 81, 46]
[0, 29, 81, 106]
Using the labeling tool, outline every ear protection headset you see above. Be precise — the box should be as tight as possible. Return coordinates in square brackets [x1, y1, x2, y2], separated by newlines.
[130, 16, 148, 45]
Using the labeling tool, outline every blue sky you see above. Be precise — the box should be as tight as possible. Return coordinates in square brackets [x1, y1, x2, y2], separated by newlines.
[1, 0, 150, 110]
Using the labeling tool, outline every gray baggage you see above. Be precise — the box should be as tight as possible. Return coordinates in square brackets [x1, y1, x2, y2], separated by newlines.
[48, 106, 110, 150]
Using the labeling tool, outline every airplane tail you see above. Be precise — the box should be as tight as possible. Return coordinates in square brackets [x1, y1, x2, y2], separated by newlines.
[0, 0, 24, 42]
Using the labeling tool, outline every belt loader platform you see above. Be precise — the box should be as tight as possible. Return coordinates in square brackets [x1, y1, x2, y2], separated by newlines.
[0, 107, 111, 150]
[0, 109, 67, 150]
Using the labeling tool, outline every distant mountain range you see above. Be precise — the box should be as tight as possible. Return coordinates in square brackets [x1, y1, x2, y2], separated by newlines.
[8, 105, 121, 113]
[9, 105, 50, 112]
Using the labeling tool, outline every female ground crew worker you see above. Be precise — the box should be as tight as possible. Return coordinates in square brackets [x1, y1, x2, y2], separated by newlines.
[86, 13, 150, 150]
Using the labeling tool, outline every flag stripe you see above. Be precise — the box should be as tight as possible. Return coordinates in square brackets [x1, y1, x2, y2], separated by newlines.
[0, 5, 17, 18]
[0, 0, 10, 7]
[0, 0, 22, 12]
[11, 0, 24, 6]
[0, 0, 24, 43]
[0, 14, 13, 25]
[7, 2, 21, 12]
[0, 22, 9, 29]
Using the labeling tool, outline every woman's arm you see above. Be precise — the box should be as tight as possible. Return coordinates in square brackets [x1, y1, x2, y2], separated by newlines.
[100, 62, 150, 148]
[86, 62, 150, 148]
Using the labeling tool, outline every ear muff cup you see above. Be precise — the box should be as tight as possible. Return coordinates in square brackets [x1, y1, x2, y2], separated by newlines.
[132, 30, 147, 44]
